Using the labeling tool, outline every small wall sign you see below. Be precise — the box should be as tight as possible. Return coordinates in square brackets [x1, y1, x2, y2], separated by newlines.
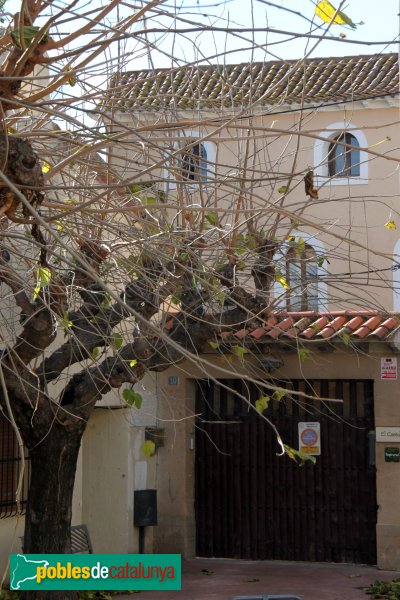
[168, 375, 179, 386]
[376, 427, 400, 443]
[298, 422, 321, 455]
[385, 447, 400, 462]
[381, 357, 397, 380]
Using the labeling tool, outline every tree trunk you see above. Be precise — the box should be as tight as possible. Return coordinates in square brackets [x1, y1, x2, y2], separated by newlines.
[20, 423, 85, 600]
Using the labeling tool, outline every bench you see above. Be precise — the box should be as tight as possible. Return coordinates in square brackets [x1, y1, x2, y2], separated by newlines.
[21, 524, 93, 554]
[70, 524, 93, 554]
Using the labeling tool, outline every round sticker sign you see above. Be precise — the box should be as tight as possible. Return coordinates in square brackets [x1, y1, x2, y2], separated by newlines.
[301, 428, 318, 447]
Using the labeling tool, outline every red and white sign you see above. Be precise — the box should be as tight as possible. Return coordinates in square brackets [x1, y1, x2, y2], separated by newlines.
[381, 357, 397, 380]
[298, 422, 321, 455]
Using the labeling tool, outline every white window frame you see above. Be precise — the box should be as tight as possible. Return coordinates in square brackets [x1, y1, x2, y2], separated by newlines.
[273, 233, 328, 311]
[164, 131, 216, 191]
[314, 122, 368, 187]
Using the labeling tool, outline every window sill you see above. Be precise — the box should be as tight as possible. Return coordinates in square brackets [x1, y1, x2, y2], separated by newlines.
[315, 176, 368, 187]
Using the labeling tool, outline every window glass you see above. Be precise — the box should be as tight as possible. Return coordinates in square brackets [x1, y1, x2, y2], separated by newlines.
[286, 245, 318, 311]
[328, 132, 360, 177]
[182, 142, 208, 182]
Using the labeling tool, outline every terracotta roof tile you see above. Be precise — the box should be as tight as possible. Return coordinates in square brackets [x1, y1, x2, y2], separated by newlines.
[302, 315, 330, 339]
[317, 315, 347, 339]
[108, 53, 399, 111]
[250, 316, 279, 339]
[371, 317, 400, 339]
[353, 315, 383, 338]
[264, 316, 294, 339]
[201, 311, 400, 346]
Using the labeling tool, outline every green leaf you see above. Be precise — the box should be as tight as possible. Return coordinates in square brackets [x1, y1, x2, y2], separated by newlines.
[284, 444, 316, 466]
[208, 340, 219, 350]
[100, 295, 111, 308]
[33, 266, 52, 300]
[60, 312, 73, 329]
[141, 197, 157, 205]
[255, 395, 270, 414]
[340, 331, 350, 346]
[296, 237, 306, 253]
[232, 345, 249, 361]
[111, 333, 123, 350]
[129, 359, 138, 367]
[298, 348, 312, 361]
[38, 266, 52, 286]
[205, 212, 217, 226]
[278, 185, 287, 194]
[122, 388, 142, 409]
[141, 439, 155, 458]
[216, 290, 225, 305]
[272, 388, 286, 402]
[11, 26, 48, 49]
[91, 347, 100, 360]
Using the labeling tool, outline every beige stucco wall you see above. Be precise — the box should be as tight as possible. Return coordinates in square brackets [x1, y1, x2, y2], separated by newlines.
[81, 372, 159, 555]
[109, 99, 400, 312]
[152, 342, 400, 569]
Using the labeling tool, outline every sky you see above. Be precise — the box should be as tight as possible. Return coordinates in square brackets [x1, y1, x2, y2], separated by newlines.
[135, 0, 400, 67]
[3, 0, 400, 70]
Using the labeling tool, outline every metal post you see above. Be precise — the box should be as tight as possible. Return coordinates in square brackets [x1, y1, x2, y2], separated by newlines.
[138, 525, 145, 553]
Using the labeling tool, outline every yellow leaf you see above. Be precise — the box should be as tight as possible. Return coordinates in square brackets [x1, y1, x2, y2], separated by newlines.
[64, 66, 77, 87]
[315, 1, 356, 28]
[385, 219, 397, 230]
[34, 266, 52, 298]
[42, 161, 51, 173]
[275, 269, 290, 289]
[141, 440, 155, 458]
[255, 395, 270, 414]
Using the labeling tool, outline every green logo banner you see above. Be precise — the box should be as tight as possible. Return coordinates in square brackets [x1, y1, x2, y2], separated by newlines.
[10, 554, 181, 591]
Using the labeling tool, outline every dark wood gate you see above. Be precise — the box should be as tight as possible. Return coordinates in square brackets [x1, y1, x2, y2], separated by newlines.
[195, 379, 377, 564]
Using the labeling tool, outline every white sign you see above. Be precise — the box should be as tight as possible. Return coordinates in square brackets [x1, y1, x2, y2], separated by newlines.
[376, 427, 400, 443]
[381, 357, 397, 380]
[298, 422, 321, 455]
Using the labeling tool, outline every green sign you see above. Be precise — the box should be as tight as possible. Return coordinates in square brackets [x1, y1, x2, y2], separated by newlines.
[10, 554, 181, 591]
[384, 447, 400, 462]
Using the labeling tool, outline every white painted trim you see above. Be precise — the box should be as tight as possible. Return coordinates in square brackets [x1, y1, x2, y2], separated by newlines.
[314, 121, 368, 187]
[273, 232, 328, 311]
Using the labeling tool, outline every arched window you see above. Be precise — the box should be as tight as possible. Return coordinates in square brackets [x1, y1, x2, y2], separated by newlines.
[182, 142, 208, 182]
[327, 132, 360, 178]
[286, 245, 318, 311]
[313, 123, 368, 186]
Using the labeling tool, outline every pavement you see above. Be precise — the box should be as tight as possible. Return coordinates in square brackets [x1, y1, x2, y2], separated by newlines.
[115, 558, 400, 600]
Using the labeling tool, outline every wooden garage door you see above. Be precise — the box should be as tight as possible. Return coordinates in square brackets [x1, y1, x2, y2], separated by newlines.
[195, 379, 377, 564]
